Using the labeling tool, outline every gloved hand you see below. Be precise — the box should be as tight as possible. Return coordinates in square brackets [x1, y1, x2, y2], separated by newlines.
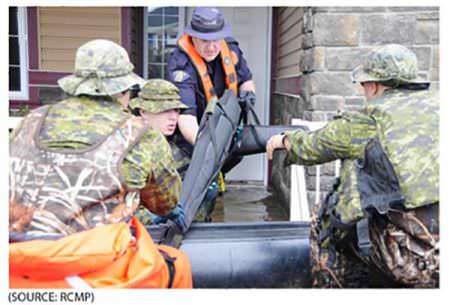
[152, 204, 187, 232]
[238, 91, 257, 124]
[239, 90, 256, 107]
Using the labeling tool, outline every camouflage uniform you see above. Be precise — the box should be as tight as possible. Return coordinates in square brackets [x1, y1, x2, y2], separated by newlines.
[129, 79, 190, 225]
[10, 40, 182, 238]
[284, 44, 439, 288]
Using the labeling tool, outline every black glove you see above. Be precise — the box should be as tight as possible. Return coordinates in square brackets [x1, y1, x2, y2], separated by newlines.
[238, 91, 256, 124]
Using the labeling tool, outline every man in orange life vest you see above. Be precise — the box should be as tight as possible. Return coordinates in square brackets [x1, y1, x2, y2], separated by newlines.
[167, 7, 256, 158]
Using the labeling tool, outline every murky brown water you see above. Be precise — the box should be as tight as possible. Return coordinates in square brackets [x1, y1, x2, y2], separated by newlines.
[210, 184, 288, 222]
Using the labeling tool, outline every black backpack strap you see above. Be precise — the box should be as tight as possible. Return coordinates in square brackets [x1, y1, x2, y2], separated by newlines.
[356, 218, 372, 257]
[158, 249, 177, 288]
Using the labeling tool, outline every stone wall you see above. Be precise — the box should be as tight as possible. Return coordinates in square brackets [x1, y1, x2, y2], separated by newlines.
[270, 6, 439, 214]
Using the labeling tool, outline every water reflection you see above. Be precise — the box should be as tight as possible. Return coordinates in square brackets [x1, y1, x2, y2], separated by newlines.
[211, 184, 288, 222]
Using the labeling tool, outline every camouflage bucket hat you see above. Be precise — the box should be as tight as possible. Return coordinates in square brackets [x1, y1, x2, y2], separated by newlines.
[351, 44, 429, 85]
[129, 79, 187, 113]
[58, 39, 145, 96]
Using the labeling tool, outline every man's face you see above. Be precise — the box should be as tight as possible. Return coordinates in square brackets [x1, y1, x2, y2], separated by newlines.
[361, 82, 382, 101]
[142, 109, 180, 136]
[192, 37, 221, 62]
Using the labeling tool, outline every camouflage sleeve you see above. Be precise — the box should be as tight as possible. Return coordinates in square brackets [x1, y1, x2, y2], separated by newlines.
[122, 129, 182, 216]
[284, 113, 377, 166]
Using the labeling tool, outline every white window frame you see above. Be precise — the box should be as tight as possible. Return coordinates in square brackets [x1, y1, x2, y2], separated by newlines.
[9, 7, 29, 100]
[143, 7, 186, 79]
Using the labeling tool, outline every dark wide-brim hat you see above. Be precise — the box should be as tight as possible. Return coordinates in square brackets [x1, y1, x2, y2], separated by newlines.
[184, 7, 232, 41]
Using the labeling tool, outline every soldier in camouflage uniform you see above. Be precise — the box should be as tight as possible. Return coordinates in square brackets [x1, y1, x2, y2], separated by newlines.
[266, 44, 439, 288]
[129, 79, 190, 225]
[129, 78, 190, 175]
[9, 39, 183, 238]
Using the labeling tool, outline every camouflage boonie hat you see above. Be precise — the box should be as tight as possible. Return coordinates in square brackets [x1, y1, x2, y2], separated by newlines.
[129, 79, 187, 113]
[352, 44, 428, 85]
[58, 39, 145, 96]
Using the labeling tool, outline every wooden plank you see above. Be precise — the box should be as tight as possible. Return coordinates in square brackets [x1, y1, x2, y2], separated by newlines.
[37, 6, 122, 72]
[40, 12, 118, 27]
[40, 7, 119, 16]
[278, 24, 302, 46]
[278, 7, 298, 24]
[278, 37, 301, 58]
[41, 60, 74, 72]
[40, 24, 120, 38]
[276, 64, 300, 77]
[40, 48, 76, 61]
[278, 8, 302, 34]
[277, 49, 300, 66]
[40, 36, 120, 49]
[40, 22, 120, 33]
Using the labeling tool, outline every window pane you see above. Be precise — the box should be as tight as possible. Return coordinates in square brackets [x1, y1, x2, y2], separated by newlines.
[148, 15, 163, 27]
[9, 66, 21, 91]
[147, 7, 182, 76]
[148, 47, 163, 63]
[9, 36, 20, 66]
[148, 7, 164, 15]
[9, 7, 18, 35]
[164, 7, 179, 16]
[164, 16, 178, 26]
[148, 64, 163, 78]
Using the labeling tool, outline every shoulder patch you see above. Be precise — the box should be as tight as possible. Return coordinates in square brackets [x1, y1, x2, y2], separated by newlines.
[172, 70, 190, 83]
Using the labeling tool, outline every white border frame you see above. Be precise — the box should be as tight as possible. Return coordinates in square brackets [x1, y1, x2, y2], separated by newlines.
[9, 7, 29, 101]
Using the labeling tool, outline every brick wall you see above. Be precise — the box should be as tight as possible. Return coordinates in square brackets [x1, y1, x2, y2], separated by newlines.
[270, 6, 440, 214]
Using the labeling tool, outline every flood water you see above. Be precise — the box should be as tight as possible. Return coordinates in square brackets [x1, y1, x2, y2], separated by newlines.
[210, 184, 289, 222]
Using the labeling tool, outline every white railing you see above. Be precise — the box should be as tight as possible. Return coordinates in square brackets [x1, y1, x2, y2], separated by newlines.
[289, 119, 340, 221]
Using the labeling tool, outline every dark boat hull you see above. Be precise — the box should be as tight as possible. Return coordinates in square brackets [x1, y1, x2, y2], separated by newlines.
[179, 221, 312, 288]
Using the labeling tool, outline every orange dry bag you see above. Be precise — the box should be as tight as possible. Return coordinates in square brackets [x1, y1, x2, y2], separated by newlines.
[9, 217, 192, 288]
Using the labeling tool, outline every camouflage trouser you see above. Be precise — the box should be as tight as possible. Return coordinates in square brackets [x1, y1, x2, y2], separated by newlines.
[310, 203, 439, 288]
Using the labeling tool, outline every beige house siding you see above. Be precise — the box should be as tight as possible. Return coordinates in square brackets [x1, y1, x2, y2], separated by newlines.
[275, 7, 304, 77]
[38, 7, 121, 72]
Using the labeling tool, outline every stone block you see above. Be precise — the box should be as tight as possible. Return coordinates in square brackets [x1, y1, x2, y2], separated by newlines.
[307, 191, 327, 207]
[303, 110, 329, 122]
[306, 162, 338, 176]
[415, 19, 439, 44]
[313, 47, 326, 70]
[430, 67, 439, 82]
[303, 8, 313, 33]
[429, 82, 439, 92]
[310, 95, 344, 111]
[310, 72, 358, 96]
[300, 47, 325, 72]
[430, 47, 439, 81]
[343, 105, 363, 113]
[361, 14, 415, 45]
[432, 46, 439, 69]
[345, 96, 365, 106]
[387, 7, 438, 12]
[302, 33, 314, 49]
[415, 11, 439, 20]
[410, 46, 432, 71]
[326, 47, 371, 71]
[313, 14, 359, 46]
[306, 175, 335, 192]
[314, 7, 387, 13]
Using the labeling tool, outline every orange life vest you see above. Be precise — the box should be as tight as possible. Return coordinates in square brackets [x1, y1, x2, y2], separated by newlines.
[178, 34, 238, 103]
[9, 217, 193, 288]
